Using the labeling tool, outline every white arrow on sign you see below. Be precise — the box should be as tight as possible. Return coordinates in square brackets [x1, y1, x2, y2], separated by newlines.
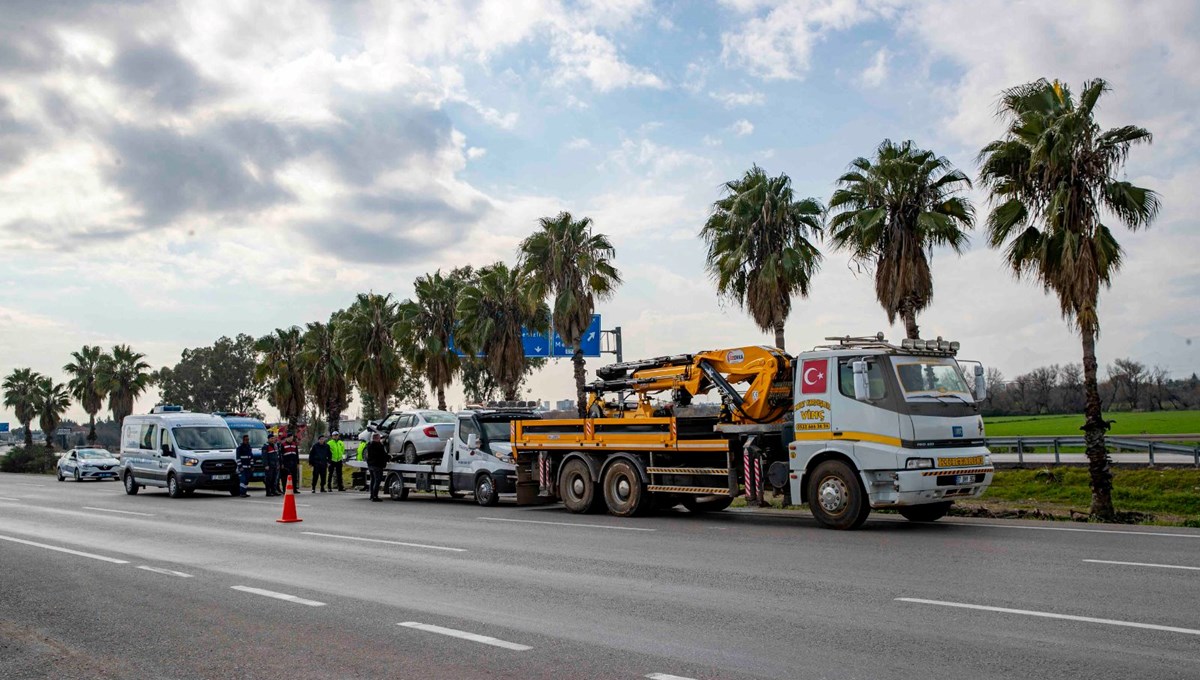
[534, 346, 542, 352]
[587, 332, 595, 341]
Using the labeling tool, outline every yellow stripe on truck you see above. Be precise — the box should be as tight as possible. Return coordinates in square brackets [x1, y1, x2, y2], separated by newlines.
[791, 431, 903, 447]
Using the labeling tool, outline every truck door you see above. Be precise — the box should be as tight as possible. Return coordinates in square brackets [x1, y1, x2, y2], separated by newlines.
[452, 416, 481, 490]
[831, 357, 902, 468]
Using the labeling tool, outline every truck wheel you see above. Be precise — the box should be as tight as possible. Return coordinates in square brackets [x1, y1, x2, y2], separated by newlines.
[898, 502, 952, 523]
[559, 459, 602, 514]
[123, 471, 140, 495]
[602, 460, 649, 517]
[680, 496, 733, 514]
[387, 473, 409, 500]
[403, 444, 418, 464]
[806, 460, 869, 530]
[475, 473, 499, 507]
[167, 473, 183, 499]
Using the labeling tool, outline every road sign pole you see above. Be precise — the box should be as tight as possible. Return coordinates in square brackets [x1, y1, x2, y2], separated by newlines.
[614, 326, 623, 363]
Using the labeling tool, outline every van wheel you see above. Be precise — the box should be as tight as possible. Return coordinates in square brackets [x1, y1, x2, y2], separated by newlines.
[403, 444, 418, 464]
[806, 460, 870, 530]
[602, 460, 649, 517]
[475, 473, 499, 507]
[167, 473, 183, 499]
[123, 471, 140, 495]
[559, 459, 602, 514]
[898, 502, 952, 523]
[388, 474, 409, 501]
[680, 496, 733, 514]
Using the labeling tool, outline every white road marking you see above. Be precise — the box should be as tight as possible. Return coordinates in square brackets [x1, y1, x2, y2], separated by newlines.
[397, 622, 531, 651]
[476, 517, 655, 532]
[1084, 559, 1200, 572]
[646, 674, 698, 680]
[0, 496, 22, 502]
[897, 598, 1200, 636]
[82, 506, 155, 517]
[0, 534, 129, 564]
[302, 531, 465, 552]
[940, 520, 1200, 539]
[242, 499, 311, 507]
[137, 565, 194, 578]
[14, 483, 46, 487]
[230, 586, 326, 607]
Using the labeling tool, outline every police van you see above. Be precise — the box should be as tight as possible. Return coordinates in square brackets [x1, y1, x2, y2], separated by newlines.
[120, 406, 240, 498]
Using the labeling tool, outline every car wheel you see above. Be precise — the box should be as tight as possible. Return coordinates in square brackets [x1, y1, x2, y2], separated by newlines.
[475, 473, 499, 507]
[680, 495, 733, 514]
[74, 468, 81, 482]
[57, 468, 64, 482]
[123, 471, 140, 495]
[602, 459, 649, 517]
[167, 473, 183, 499]
[558, 458, 602, 514]
[898, 501, 952, 523]
[806, 460, 870, 530]
[403, 443, 418, 464]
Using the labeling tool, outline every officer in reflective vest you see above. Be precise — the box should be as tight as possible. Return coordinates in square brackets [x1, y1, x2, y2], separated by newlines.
[328, 431, 346, 491]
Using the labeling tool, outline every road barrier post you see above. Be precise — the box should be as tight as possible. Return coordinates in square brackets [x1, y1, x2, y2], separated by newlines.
[1148, 441, 1155, 466]
[1016, 439, 1024, 464]
[1053, 438, 1060, 464]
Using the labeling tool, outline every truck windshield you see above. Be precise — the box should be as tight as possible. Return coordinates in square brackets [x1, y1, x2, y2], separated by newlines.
[893, 360, 972, 400]
[230, 427, 268, 448]
[481, 420, 514, 442]
[172, 427, 236, 451]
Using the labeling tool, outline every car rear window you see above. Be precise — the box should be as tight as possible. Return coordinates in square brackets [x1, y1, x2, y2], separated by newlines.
[422, 412, 455, 424]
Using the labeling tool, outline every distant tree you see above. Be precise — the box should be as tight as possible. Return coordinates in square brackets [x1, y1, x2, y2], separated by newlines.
[99, 345, 153, 425]
[156, 335, 264, 414]
[255, 327, 307, 430]
[1059, 363, 1084, 412]
[456, 263, 551, 401]
[3, 368, 43, 447]
[1108, 358, 1147, 410]
[1027, 365, 1059, 414]
[34, 377, 71, 452]
[391, 360, 429, 410]
[1147, 365, 1168, 412]
[64, 345, 110, 444]
[338, 293, 404, 419]
[459, 357, 546, 406]
[397, 268, 473, 412]
[300, 317, 352, 435]
[701, 165, 823, 351]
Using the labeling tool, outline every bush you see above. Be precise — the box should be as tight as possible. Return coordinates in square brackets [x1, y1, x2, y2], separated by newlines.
[0, 445, 59, 474]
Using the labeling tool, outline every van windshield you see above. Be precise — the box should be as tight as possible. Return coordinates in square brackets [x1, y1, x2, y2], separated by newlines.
[172, 427, 236, 451]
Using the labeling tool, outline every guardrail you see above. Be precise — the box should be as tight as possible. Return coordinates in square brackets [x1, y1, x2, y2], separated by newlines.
[986, 436, 1200, 466]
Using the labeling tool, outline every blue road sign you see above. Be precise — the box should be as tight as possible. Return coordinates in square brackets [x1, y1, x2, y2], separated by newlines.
[0, 422, 8, 433]
[522, 327, 551, 357]
[551, 314, 601, 358]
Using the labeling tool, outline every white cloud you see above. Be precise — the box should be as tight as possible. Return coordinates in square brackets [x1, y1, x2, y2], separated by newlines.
[709, 89, 766, 107]
[467, 146, 487, 159]
[565, 137, 594, 151]
[858, 47, 888, 87]
[730, 119, 755, 136]
[550, 29, 666, 92]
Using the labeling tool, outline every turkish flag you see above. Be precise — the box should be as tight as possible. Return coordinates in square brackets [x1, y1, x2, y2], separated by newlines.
[800, 359, 827, 394]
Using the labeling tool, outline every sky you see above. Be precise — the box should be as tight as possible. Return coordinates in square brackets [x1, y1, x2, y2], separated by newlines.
[1, 0, 1198, 425]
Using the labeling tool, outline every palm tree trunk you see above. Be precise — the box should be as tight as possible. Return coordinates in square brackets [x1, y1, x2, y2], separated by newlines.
[437, 385, 447, 412]
[773, 323, 785, 351]
[573, 349, 587, 418]
[87, 414, 97, 444]
[903, 309, 920, 340]
[23, 421, 33, 448]
[1080, 327, 1115, 520]
[502, 384, 519, 402]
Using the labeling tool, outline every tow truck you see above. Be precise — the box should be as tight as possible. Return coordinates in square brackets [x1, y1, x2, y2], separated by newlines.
[511, 334, 994, 529]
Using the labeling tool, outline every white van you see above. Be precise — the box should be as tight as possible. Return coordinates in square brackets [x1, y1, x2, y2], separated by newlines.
[119, 406, 239, 498]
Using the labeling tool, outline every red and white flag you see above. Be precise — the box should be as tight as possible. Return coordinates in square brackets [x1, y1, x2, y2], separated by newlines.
[800, 359, 827, 394]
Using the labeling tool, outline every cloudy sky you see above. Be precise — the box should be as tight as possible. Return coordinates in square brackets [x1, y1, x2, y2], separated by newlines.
[2, 0, 1198, 424]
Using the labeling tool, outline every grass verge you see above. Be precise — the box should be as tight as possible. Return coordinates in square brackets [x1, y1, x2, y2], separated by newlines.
[984, 410, 1200, 437]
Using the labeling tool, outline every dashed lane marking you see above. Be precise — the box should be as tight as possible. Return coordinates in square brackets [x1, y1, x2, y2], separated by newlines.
[137, 565, 193, 578]
[230, 586, 326, 607]
[0, 534, 130, 564]
[82, 506, 155, 517]
[475, 517, 655, 532]
[646, 674, 698, 680]
[937, 520, 1200, 539]
[1084, 559, 1200, 572]
[0, 496, 22, 502]
[302, 531, 466, 552]
[897, 597, 1200, 636]
[397, 622, 531, 651]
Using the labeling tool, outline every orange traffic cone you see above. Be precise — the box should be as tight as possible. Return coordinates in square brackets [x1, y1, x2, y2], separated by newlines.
[276, 475, 303, 523]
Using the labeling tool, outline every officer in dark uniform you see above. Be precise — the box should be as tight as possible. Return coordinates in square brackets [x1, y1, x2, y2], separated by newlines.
[235, 434, 254, 497]
[280, 433, 301, 493]
[262, 433, 280, 497]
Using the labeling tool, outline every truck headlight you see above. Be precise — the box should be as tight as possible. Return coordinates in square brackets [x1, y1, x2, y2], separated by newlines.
[182, 457, 200, 467]
[905, 457, 934, 469]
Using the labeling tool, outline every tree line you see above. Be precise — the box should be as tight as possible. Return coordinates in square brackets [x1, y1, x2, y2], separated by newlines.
[985, 360, 1198, 417]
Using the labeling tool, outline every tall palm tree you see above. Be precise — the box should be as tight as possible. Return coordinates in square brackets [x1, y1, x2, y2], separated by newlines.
[520, 212, 622, 418]
[337, 293, 404, 417]
[3, 368, 43, 447]
[457, 263, 550, 401]
[299, 317, 351, 435]
[255, 327, 307, 430]
[64, 345, 110, 444]
[34, 377, 71, 452]
[827, 140, 975, 339]
[700, 165, 823, 351]
[99, 344, 153, 425]
[397, 269, 473, 412]
[979, 78, 1160, 520]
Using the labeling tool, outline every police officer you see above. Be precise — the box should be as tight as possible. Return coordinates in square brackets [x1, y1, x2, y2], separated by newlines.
[280, 432, 301, 493]
[310, 434, 331, 493]
[262, 433, 280, 497]
[328, 431, 346, 491]
[366, 432, 388, 502]
[235, 434, 254, 497]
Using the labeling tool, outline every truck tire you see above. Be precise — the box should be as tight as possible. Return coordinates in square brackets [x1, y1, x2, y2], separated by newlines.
[388, 473, 409, 501]
[123, 471, 140, 495]
[602, 459, 649, 517]
[680, 495, 733, 514]
[403, 443, 418, 464]
[167, 473, 183, 499]
[806, 460, 869, 530]
[559, 459, 602, 514]
[475, 473, 499, 507]
[898, 502, 952, 523]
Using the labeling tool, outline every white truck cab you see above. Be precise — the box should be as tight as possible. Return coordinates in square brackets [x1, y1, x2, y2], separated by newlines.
[119, 406, 240, 498]
[789, 335, 993, 528]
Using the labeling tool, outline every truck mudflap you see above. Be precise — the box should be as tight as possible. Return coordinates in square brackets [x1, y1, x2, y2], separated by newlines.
[862, 466, 994, 508]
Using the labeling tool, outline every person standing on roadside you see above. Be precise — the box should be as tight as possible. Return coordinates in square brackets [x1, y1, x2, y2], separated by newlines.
[366, 432, 388, 502]
[235, 434, 254, 497]
[328, 431, 346, 491]
[262, 433, 280, 497]
[354, 437, 368, 490]
[281, 432, 301, 493]
[310, 434, 331, 493]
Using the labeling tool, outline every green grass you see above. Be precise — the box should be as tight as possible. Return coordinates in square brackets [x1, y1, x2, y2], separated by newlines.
[976, 467, 1200, 522]
[984, 411, 1200, 437]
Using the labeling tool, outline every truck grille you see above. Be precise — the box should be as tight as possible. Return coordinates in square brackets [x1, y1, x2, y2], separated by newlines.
[201, 460, 236, 474]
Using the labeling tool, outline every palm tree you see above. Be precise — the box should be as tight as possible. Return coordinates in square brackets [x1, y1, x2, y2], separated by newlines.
[99, 344, 153, 425]
[700, 165, 823, 351]
[255, 327, 307, 430]
[299, 317, 351, 435]
[979, 78, 1160, 520]
[457, 262, 550, 401]
[337, 293, 404, 417]
[3, 368, 43, 447]
[520, 212, 622, 418]
[64, 345, 110, 444]
[34, 377, 71, 452]
[397, 268, 473, 412]
[827, 140, 974, 339]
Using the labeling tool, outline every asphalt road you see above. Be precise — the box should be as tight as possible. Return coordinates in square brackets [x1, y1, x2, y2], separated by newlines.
[1, 472, 1198, 679]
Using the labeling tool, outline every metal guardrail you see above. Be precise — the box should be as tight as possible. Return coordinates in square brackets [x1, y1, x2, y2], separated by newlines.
[986, 436, 1200, 466]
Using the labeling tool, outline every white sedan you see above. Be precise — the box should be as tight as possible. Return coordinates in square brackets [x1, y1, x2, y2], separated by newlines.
[57, 448, 122, 482]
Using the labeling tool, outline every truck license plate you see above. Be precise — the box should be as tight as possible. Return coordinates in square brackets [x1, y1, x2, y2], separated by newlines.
[212, 474, 230, 481]
[954, 474, 976, 485]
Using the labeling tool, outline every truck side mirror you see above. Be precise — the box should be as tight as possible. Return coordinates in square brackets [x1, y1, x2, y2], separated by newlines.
[466, 433, 479, 450]
[973, 365, 987, 401]
[851, 361, 871, 402]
